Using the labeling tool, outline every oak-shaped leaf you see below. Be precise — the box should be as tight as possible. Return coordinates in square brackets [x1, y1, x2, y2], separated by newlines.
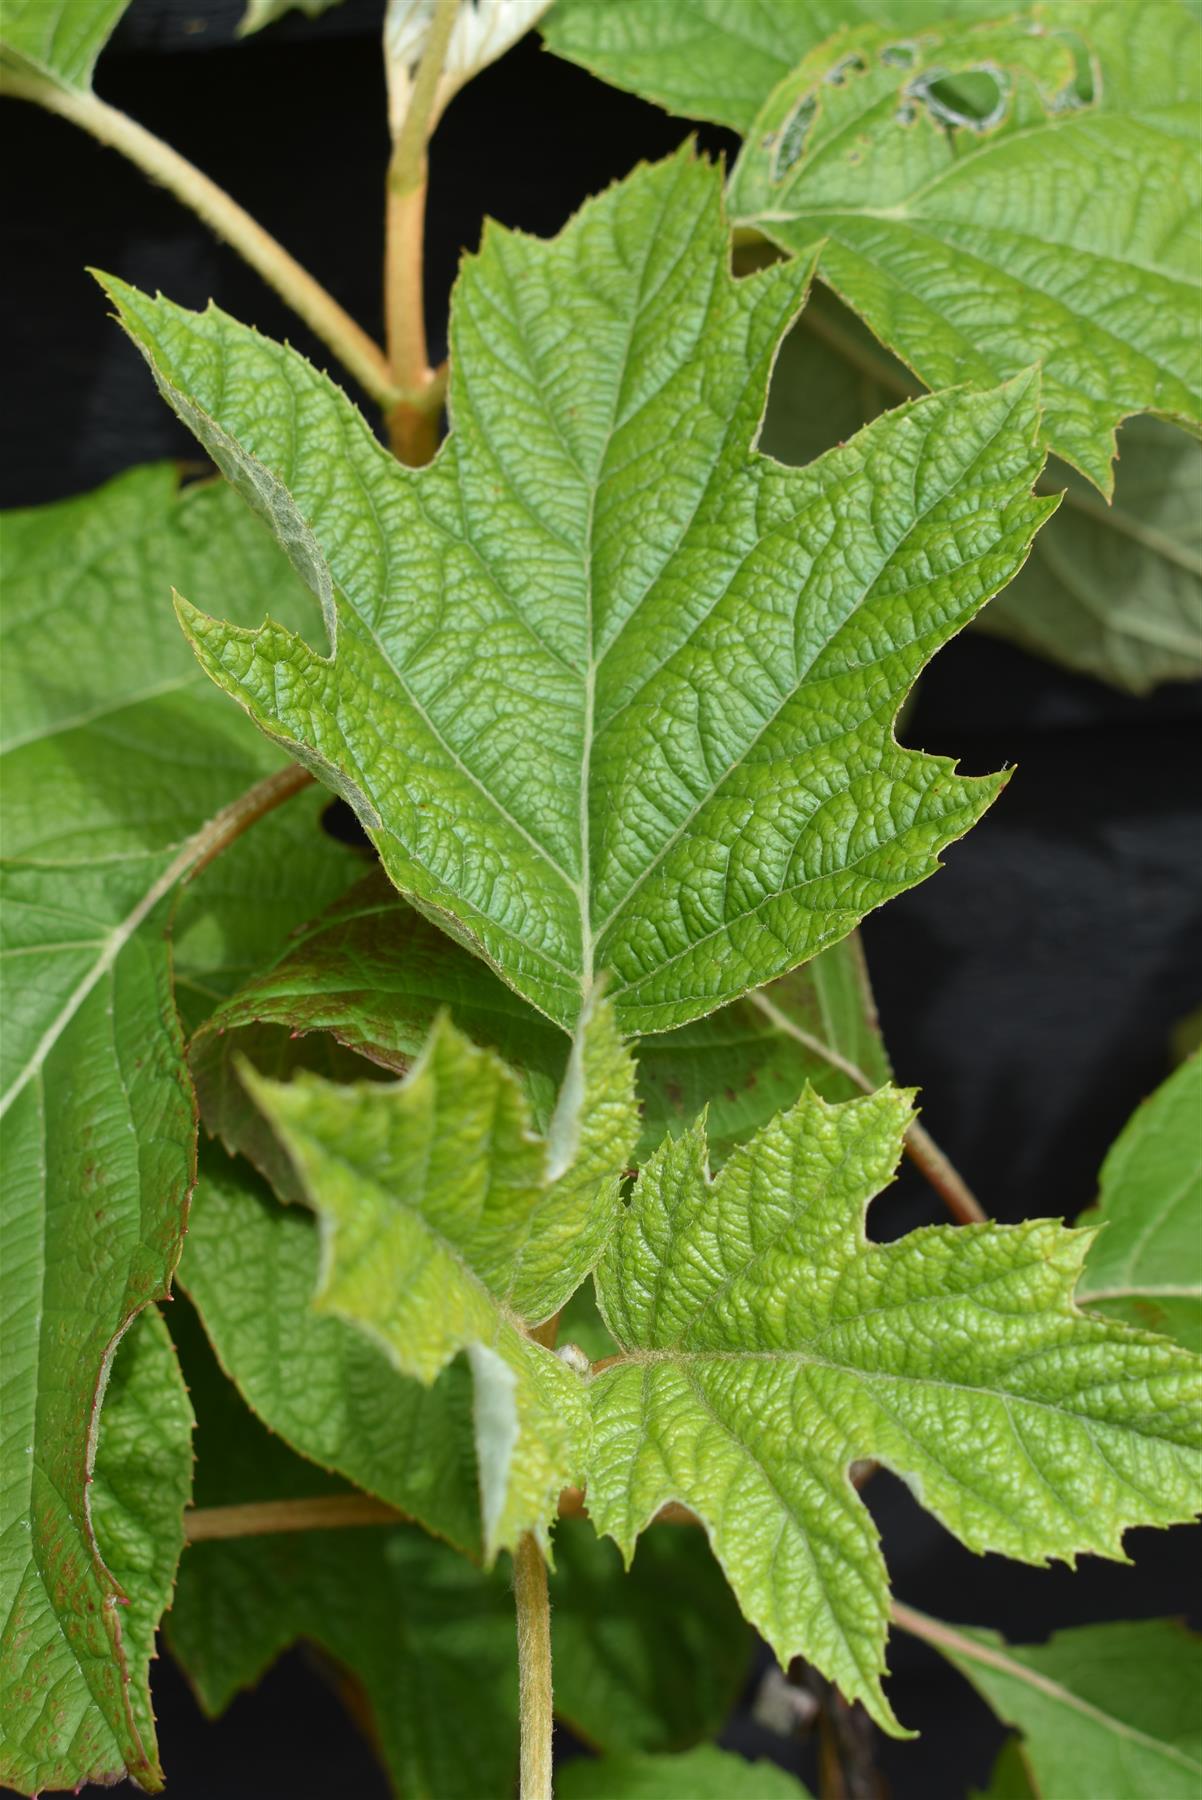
[241, 997, 638, 1554]
[585, 1085, 1201, 1732]
[727, 5, 1202, 491]
[103, 148, 1053, 1033]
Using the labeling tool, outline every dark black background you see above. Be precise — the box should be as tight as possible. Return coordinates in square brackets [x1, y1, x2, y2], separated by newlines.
[3, 6, 1199, 1794]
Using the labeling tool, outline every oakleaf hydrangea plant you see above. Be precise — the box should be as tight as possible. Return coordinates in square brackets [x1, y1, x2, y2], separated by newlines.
[1, 0, 1199, 1796]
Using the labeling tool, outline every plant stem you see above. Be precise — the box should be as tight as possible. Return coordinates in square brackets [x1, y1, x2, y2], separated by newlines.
[383, 0, 459, 463]
[3, 76, 398, 409]
[513, 1533, 554, 1800]
[185, 1493, 403, 1541]
[747, 990, 987, 1225]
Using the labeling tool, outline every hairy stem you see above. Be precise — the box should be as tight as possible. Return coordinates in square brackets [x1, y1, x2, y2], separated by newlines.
[383, 0, 459, 462]
[513, 1533, 554, 1800]
[747, 990, 987, 1225]
[185, 1493, 403, 1541]
[4, 77, 397, 408]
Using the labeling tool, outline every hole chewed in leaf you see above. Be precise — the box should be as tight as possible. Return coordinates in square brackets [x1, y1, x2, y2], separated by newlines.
[825, 51, 867, 87]
[772, 92, 818, 179]
[907, 64, 1009, 132]
[880, 41, 917, 69]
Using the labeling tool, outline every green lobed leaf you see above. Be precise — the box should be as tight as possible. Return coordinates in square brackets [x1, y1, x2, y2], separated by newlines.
[551, 1517, 753, 1755]
[728, 4, 1202, 491]
[541, 0, 1004, 133]
[558, 1745, 813, 1800]
[241, 997, 638, 1555]
[181, 1147, 485, 1554]
[636, 929, 891, 1165]
[0, 464, 319, 1791]
[102, 147, 1054, 1034]
[166, 1297, 520, 1800]
[1077, 1054, 1202, 1351]
[586, 1085, 1201, 1733]
[762, 293, 1202, 694]
[88, 1307, 195, 1765]
[913, 1611, 1202, 1799]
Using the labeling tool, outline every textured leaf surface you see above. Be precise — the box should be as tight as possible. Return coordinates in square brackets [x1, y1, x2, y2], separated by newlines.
[0, 0, 129, 89]
[104, 149, 1052, 1032]
[916, 1612, 1202, 1799]
[586, 1086, 1202, 1731]
[0, 466, 308, 1793]
[559, 1746, 812, 1800]
[87, 1308, 195, 1764]
[243, 999, 637, 1553]
[551, 1517, 752, 1754]
[191, 870, 570, 1145]
[763, 295, 1202, 693]
[181, 1149, 484, 1554]
[171, 785, 363, 1035]
[167, 1300, 519, 1800]
[541, 0, 1000, 133]
[636, 931, 890, 1164]
[1077, 1054, 1202, 1350]
[728, 5, 1202, 490]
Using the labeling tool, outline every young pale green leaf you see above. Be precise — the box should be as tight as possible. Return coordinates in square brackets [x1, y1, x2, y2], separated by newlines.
[1077, 1054, 1202, 1351]
[552, 1517, 752, 1755]
[586, 1086, 1202, 1734]
[541, 0, 1002, 133]
[558, 1746, 813, 1800]
[166, 1299, 520, 1800]
[763, 294, 1202, 695]
[0, 464, 319, 1793]
[181, 1150, 485, 1554]
[102, 148, 1053, 1034]
[88, 1308, 195, 1765]
[728, 5, 1202, 491]
[241, 998, 637, 1554]
[905, 1611, 1202, 1800]
[637, 931, 890, 1165]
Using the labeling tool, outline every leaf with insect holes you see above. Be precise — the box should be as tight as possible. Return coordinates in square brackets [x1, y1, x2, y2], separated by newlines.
[585, 1085, 1202, 1733]
[0, 465, 311, 1795]
[1077, 1054, 1202, 1351]
[240, 996, 637, 1555]
[727, 4, 1202, 491]
[540, 0, 1005, 132]
[102, 147, 1054, 1034]
[913, 1611, 1202, 1800]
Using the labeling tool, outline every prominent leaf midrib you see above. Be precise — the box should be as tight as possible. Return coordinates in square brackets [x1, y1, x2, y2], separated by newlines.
[676, 1359, 878, 1691]
[0, 670, 205, 756]
[899, 1608, 1202, 1774]
[601, 1346, 1193, 1447]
